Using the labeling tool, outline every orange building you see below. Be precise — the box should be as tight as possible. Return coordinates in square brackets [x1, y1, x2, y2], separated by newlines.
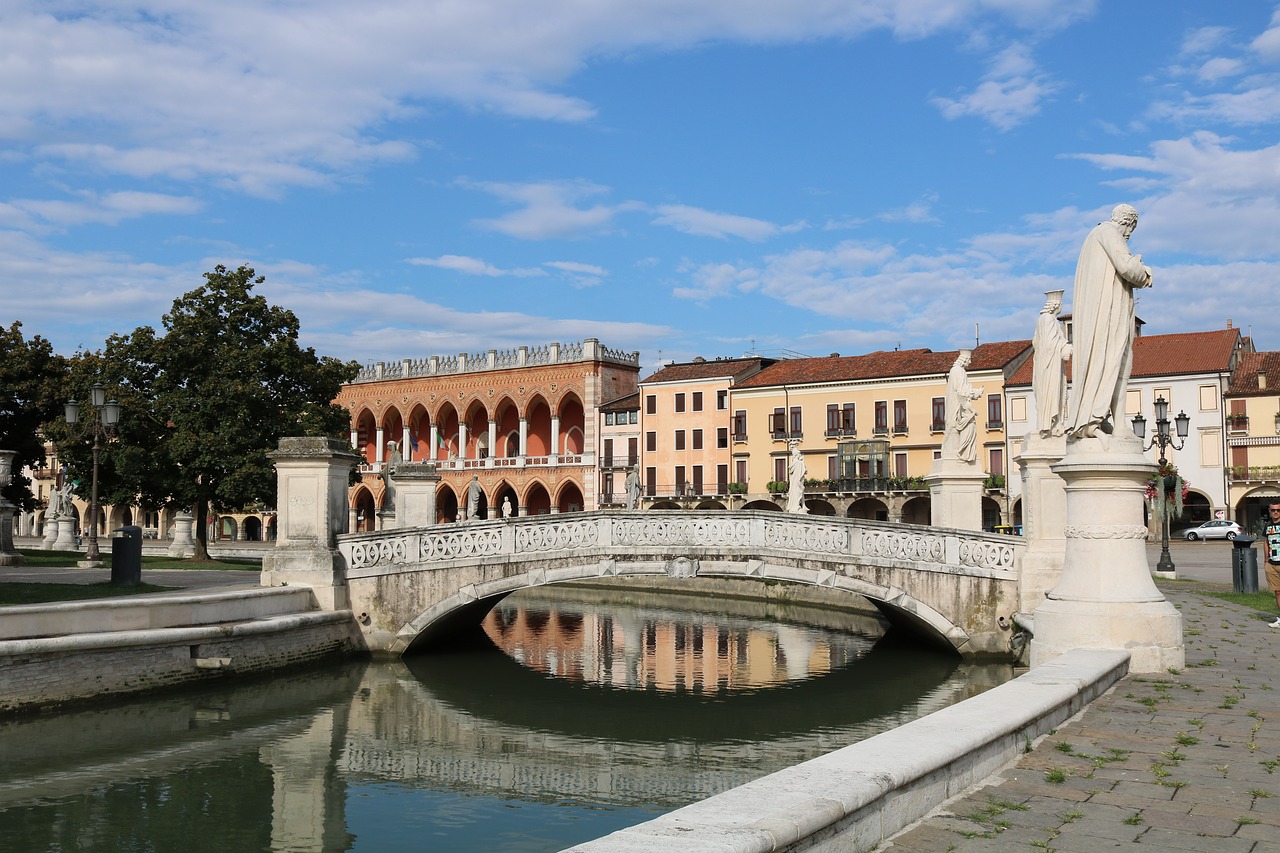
[336, 339, 639, 526]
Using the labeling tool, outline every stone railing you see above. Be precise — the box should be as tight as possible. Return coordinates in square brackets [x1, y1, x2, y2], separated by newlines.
[349, 338, 641, 383]
[339, 511, 1021, 577]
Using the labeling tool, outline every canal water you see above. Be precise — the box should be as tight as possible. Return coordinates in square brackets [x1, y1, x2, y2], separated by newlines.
[0, 584, 1015, 852]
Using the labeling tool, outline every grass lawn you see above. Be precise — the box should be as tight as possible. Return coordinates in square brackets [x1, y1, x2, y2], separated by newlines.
[15, 548, 260, 571]
[0, 581, 177, 606]
[1158, 577, 1279, 617]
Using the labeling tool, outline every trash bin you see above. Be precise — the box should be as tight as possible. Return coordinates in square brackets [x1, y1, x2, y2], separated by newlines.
[1232, 535, 1258, 594]
[111, 525, 143, 586]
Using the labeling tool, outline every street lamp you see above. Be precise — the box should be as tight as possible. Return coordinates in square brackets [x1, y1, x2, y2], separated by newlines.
[1131, 395, 1190, 575]
[65, 383, 121, 565]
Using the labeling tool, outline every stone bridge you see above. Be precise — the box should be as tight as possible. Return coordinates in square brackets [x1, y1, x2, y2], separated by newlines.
[334, 511, 1025, 658]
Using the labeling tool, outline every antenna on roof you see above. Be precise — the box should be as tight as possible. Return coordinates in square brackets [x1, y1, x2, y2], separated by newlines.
[975, 323, 980, 348]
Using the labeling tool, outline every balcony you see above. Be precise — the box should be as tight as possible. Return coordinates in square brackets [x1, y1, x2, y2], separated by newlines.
[772, 431, 803, 442]
[1228, 465, 1280, 483]
[986, 419, 1005, 431]
[892, 424, 908, 435]
[872, 425, 889, 437]
[601, 455, 639, 469]
[804, 476, 928, 494]
[732, 432, 748, 443]
[824, 427, 857, 439]
[1226, 416, 1250, 435]
[930, 421, 946, 433]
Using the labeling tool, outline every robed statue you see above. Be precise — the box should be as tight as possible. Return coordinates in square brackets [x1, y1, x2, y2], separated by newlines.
[941, 351, 983, 464]
[1033, 290, 1072, 438]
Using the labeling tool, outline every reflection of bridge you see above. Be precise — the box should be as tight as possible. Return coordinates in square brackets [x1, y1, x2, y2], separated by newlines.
[336, 511, 1023, 658]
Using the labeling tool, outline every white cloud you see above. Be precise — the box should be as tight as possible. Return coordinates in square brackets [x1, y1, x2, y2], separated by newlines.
[544, 260, 607, 287]
[931, 42, 1060, 130]
[0, 191, 202, 230]
[466, 179, 624, 239]
[1252, 10, 1280, 61]
[406, 254, 546, 277]
[651, 204, 797, 241]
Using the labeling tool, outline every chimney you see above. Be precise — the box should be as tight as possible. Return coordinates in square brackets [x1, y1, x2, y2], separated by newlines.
[1259, 370, 1268, 391]
[1227, 319, 1234, 329]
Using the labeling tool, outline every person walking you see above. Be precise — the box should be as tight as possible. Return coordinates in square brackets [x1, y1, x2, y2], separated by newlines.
[1265, 502, 1280, 628]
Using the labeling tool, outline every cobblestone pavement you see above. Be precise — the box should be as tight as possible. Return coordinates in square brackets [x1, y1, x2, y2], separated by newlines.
[881, 588, 1280, 852]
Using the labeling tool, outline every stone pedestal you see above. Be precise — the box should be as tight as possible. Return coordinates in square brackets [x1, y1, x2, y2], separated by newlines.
[168, 511, 195, 557]
[1014, 433, 1066, 614]
[42, 512, 59, 549]
[54, 516, 77, 551]
[1030, 435, 1184, 673]
[0, 450, 23, 566]
[260, 437, 360, 611]
[925, 458, 986, 531]
[393, 463, 440, 528]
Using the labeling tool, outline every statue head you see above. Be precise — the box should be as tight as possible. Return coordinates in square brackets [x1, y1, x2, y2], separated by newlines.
[957, 349, 972, 368]
[1110, 204, 1139, 237]
[1043, 289, 1064, 313]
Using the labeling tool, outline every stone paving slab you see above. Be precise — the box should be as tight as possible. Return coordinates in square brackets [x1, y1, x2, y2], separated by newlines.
[879, 588, 1280, 852]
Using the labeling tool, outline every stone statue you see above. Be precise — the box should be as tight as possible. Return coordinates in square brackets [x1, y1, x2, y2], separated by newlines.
[466, 475, 482, 521]
[941, 351, 983, 464]
[786, 440, 808, 514]
[501, 496, 514, 518]
[1065, 204, 1152, 440]
[379, 440, 402, 512]
[624, 464, 641, 510]
[1033, 290, 1072, 438]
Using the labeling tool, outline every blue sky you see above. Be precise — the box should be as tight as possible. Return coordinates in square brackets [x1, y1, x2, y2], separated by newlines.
[5, 1, 1280, 374]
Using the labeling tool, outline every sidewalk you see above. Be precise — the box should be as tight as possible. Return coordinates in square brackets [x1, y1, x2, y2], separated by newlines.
[880, 586, 1280, 852]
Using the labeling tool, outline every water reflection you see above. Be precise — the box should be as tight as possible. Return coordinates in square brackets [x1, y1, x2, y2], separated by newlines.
[0, 588, 1015, 851]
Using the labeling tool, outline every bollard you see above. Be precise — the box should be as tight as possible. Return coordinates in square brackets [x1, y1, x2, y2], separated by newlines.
[1232, 536, 1258, 594]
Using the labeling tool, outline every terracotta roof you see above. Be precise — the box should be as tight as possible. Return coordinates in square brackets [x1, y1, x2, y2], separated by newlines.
[733, 340, 1031, 389]
[640, 357, 774, 385]
[1007, 327, 1242, 388]
[1227, 351, 1280, 398]
[599, 392, 639, 412]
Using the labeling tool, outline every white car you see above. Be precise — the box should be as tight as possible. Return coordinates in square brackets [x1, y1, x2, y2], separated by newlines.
[1182, 520, 1242, 541]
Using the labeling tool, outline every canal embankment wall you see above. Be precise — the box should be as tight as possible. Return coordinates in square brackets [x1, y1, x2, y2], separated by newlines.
[566, 648, 1129, 853]
[0, 586, 364, 715]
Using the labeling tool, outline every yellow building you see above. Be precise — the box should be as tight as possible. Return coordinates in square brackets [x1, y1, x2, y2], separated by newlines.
[636, 357, 774, 508]
[729, 342, 1030, 524]
[1225, 351, 1280, 531]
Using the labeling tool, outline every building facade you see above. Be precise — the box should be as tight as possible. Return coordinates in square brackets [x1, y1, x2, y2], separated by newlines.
[1225, 350, 1280, 532]
[337, 339, 640, 525]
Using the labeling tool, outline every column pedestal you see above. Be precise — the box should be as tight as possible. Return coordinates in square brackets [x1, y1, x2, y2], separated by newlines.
[54, 516, 77, 551]
[1014, 434, 1066, 614]
[1030, 434, 1184, 673]
[0, 450, 22, 566]
[168, 511, 195, 558]
[394, 463, 440, 528]
[925, 458, 986, 531]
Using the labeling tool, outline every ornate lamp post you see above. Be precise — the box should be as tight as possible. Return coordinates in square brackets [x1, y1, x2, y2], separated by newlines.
[1132, 395, 1190, 575]
[65, 383, 120, 564]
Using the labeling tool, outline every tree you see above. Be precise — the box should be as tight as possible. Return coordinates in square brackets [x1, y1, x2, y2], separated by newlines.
[58, 265, 357, 559]
[0, 322, 67, 510]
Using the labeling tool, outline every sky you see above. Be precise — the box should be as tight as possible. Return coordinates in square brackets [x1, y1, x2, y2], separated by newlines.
[4, 1, 1280, 375]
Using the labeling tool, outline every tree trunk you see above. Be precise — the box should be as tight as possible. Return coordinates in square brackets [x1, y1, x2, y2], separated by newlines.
[191, 495, 210, 561]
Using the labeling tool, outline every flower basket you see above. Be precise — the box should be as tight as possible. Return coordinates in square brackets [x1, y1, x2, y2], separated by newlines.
[1144, 462, 1189, 524]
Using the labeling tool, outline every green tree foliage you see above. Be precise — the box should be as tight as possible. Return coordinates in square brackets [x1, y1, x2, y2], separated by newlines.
[54, 266, 357, 558]
[0, 322, 67, 510]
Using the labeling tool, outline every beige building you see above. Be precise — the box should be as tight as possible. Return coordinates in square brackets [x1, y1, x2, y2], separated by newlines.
[597, 392, 640, 507]
[729, 342, 1030, 525]
[1225, 350, 1280, 532]
[636, 357, 775, 508]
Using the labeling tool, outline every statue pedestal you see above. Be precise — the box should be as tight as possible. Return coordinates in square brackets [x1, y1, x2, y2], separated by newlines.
[0, 500, 22, 566]
[42, 512, 59, 549]
[925, 458, 986, 531]
[168, 511, 195, 558]
[1015, 433, 1066, 614]
[394, 463, 440, 528]
[1030, 435, 1184, 673]
[54, 516, 77, 551]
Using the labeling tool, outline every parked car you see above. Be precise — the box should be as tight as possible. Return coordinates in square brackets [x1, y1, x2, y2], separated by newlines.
[1182, 519, 1242, 541]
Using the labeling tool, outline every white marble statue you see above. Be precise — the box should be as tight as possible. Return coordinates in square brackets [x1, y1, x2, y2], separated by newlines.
[941, 350, 983, 464]
[785, 440, 808, 513]
[466, 475, 482, 520]
[501, 495, 514, 518]
[624, 464, 641, 510]
[1065, 204, 1152, 440]
[1033, 290, 1072, 438]
[379, 440, 402, 512]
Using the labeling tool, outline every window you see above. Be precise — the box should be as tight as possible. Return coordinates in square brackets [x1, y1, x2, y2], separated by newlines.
[646, 395, 656, 415]
[988, 447, 1004, 477]
[692, 429, 703, 450]
[692, 392, 703, 412]
[893, 400, 907, 434]
[841, 403, 855, 432]
[733, 410, 747, 439]
[1125, 389, 1141, 416]
[1154, 388, 1172, 412]
[675, 393, 686, 413]
[603, 472, 614, 501]
[717, 390, 728, 410]
[717, 427, 728, 448]
[645, 466, 656, 496]
[931, 397, 946, 432]
[790, 406, 802, 437]
[692, 465, 703, 494]
[735, 459, 747, 485]
[894, 452, 908, 478]
[874, 401, 888, 435]
[1199, 385, 1217, 411]
[604, 412, 614, 426]
[675, 465, 686, 493]
[1200, 430, 1222, 467]
[716, 464, 728, 494]
[1010, 396, 1027, 422]
[774, 456, 787, 482]
[627, 437, 638, 465]
[674, 429, 686, 451]
[645, 431, 656, 452]
[603, 438, 614, 467]
[828, 455, 838, 480]
[629, 411, 638, 424]
[772, 407, 785, 438]
[987, 394, 1003, 429]
[827, 403, 839, 434]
